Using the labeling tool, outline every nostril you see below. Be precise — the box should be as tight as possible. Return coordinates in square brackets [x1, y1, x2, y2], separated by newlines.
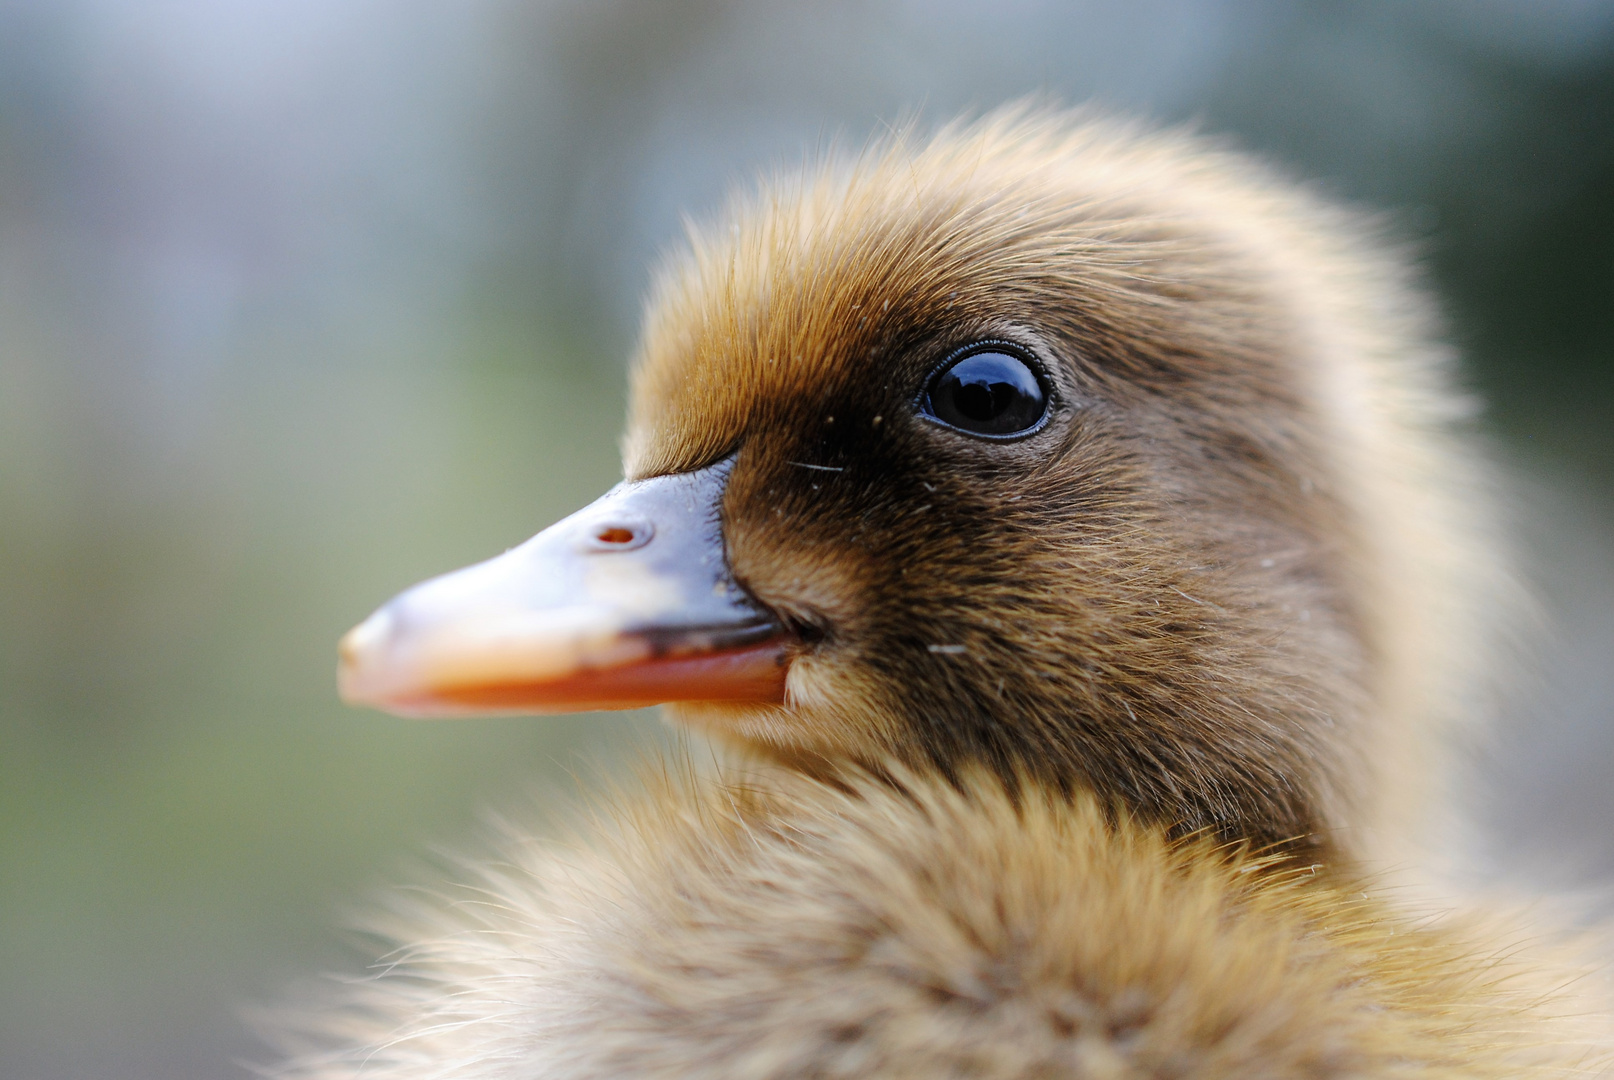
[580, 517, 654, 552]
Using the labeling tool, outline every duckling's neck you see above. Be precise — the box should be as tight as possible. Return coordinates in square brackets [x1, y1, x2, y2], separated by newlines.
[708, 721, 1338, 864]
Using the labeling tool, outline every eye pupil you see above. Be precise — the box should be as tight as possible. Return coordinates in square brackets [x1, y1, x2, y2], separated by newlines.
[953, 381, 1001, 421]
[924, 348, 1048, 437]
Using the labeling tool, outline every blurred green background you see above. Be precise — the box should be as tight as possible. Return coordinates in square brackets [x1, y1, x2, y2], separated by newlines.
[1, 2, 1611, 1077]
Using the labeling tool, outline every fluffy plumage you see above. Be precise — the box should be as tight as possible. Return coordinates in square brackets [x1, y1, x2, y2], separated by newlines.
[267, 108, 1610, 1077]
[267, 766, 1610, 1079]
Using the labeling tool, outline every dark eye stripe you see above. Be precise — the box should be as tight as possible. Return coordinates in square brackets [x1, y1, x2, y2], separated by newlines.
[921, 346, 1048, 438]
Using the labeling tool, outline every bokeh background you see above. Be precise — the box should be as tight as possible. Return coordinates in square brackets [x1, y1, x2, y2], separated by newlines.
[2, 1, 1611, 1077]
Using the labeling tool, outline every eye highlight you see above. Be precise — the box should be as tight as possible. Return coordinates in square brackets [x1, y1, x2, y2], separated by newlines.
[920, 344, 1049, 438]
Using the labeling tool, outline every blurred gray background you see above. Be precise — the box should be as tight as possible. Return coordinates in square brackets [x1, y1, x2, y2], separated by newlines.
[2, 2, 1611, 1077]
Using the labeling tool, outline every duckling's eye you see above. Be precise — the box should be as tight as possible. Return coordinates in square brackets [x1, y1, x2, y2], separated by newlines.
[922, 347, 1048, 438]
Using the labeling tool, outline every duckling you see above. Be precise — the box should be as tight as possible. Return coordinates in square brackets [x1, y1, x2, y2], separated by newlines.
[340, 108, 1496, 867]
[279, 107, 1612, 1077]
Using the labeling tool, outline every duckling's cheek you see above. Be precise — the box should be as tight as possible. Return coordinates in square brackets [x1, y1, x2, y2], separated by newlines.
[723, 499, 877, 635]
[783, 653, 844, 714]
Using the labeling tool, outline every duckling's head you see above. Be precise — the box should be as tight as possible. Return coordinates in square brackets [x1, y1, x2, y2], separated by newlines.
[338, 108, 1500, 860]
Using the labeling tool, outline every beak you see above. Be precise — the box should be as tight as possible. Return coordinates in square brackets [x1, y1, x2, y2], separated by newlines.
[338, 456, 787, 716]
